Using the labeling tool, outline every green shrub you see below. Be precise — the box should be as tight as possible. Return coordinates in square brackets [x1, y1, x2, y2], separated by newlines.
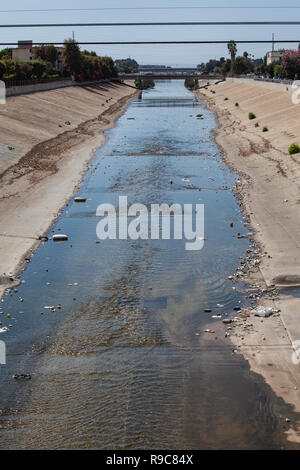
[31, 61, 46, 79]
[0, 61, 6, 79]
[255, 122, 259, 127]
[248, 112, 256, 120]
[184, 78, 197, 90]
[262, 127, 268, 132]
[288, 143, 300, 155]
[235, 102, 239, 106]
[3, 73, 16, 81]
[224, 97, 229, 101]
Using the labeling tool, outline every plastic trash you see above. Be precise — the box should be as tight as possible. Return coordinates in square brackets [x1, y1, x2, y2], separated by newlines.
[52, 234, 68, 242]
[74, 197, 87, 203]
[253, 306, 279, 318]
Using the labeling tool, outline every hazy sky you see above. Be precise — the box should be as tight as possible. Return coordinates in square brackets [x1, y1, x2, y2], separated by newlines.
[1, 0, 300, 66]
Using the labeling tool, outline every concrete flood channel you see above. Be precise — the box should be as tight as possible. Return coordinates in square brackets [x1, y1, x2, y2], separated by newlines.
[0, 80, 299, 449]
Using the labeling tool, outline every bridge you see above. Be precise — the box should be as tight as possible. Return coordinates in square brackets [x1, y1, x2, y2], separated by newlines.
[120, 73, 223, 80]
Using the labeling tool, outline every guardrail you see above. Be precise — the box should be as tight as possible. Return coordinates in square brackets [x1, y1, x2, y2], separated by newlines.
[232, 74, 294, 85]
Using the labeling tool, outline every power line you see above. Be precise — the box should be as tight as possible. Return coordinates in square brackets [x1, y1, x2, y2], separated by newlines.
[1, 21, 300, 28]
[1, 7, 300, 13]
[1, 40, 299, 46]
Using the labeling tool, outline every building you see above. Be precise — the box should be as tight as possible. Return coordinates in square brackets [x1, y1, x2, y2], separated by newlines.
[12, 40, 64, 71]
[266, 50, 284, 65]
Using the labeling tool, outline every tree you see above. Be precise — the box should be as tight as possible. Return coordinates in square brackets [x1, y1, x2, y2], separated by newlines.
[0, 48, 12, 60]
[31, 61, 46, 79]
[63, 39, 81, 74]
[274, 64, 286, 78]
[234, 56, 254, 75]
[115, 58, 138, 73]
[222, 59, 231, 75]
[0, 61, 6, 79]
[227, 40, 237, 76]
[36, 45, 58, 67]
[282, 50, 300, 79]
[256, 63, 266, 75]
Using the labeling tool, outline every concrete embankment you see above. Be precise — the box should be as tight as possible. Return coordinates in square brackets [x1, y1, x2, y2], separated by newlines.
[0, 81, 138, 296]
[196, 80, 300, 437]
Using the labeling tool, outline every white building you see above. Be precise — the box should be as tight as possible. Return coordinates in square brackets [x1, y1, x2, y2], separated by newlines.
[12, 40, 64, 71]
[266, 50, 284, 65]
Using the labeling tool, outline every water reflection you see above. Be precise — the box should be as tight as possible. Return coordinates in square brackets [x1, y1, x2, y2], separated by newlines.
[0, 80, 299, 449]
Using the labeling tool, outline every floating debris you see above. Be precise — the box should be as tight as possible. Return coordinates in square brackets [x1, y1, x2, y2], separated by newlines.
[52, 234, 68, 242]
[13, 374, 31, 380]
[74, 197, 87, 203]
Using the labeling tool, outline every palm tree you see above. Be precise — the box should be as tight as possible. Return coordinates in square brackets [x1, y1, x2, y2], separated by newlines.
[227, 40, 237, 76]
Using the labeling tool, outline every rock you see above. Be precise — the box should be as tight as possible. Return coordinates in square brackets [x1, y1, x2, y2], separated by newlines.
[204, 309, 212, 313]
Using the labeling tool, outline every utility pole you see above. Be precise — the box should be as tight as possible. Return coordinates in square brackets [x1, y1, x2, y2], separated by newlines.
[272, 33, 274, 52]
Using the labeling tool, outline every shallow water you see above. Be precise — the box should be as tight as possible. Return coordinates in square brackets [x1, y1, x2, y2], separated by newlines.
[0, 80, 299, 449]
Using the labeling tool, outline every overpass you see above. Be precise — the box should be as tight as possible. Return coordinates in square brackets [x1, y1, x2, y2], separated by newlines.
[120, 73, 223, 80]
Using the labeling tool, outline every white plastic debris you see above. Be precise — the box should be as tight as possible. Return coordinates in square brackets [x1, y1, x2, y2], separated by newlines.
[253, 306, 279, 318]
[0, 327, 8, 333]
